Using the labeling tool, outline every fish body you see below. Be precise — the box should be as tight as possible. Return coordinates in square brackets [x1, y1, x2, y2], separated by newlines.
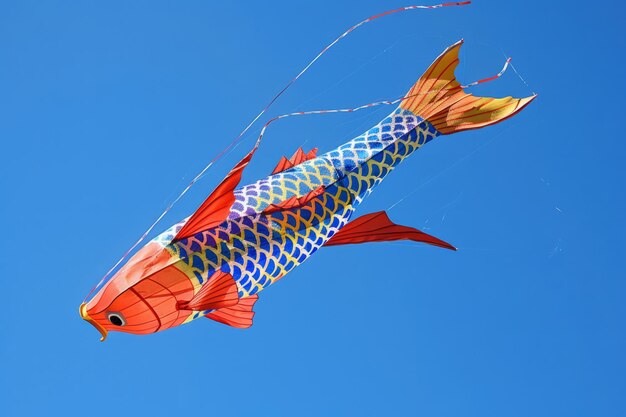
[81, 41, 534, 339]
[180, 108, 432, 290]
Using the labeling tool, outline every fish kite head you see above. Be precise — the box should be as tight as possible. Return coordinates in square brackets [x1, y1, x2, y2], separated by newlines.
[80, 241, 196, 341]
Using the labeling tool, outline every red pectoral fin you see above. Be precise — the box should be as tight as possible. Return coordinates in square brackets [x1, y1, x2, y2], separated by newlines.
[178, 271, 239, 311]
[262, 186, 325, 215]
[325, 211, 456, 250]
[174, 147, 257, 241]
[271, 147, 318, 174]
[205, 294, 258, 328]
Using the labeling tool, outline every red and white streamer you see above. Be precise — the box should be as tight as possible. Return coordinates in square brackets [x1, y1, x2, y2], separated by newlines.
[461, 57, 511, 88]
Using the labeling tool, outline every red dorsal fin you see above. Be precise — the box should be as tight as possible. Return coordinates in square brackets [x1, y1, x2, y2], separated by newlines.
[174, 147, 257, 241]
[325, 211, 456, 250]
[271, 147, 318, 175]
[262, 186, 325, 215]
[178, 270, 239, 311]
[205, 294, 259, 328]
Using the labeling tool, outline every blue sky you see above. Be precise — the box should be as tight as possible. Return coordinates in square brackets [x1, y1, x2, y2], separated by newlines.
[1, 1, 624, 416]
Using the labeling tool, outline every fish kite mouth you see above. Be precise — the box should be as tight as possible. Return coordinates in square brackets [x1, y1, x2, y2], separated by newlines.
[80, 302, 108, 342]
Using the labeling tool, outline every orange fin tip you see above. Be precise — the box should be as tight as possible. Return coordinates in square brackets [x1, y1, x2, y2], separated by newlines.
[178, 270, 239, 311]
[205, 294, 259, 328]
[174, 146, 258, 241]
[271, 147, 318, 175]
[325, 211, 455, 250]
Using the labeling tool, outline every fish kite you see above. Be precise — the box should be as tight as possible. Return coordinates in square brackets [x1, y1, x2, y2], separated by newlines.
[80, 24, 534, 340]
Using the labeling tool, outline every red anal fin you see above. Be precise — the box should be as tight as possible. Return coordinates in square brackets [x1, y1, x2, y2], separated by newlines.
[325, 211, 456, 250]
[174, 147, 257, 241]
[178, 270, 239, 311]
[262, 186, 325, 215]
[205, 294, 258, 328]
[271, 147, 318, 175]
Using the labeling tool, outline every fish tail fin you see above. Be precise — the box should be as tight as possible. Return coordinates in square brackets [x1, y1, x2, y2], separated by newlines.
[399, 40, 536, 135]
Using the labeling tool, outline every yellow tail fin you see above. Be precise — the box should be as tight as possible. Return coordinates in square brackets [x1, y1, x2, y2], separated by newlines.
[400, 40, 535, 134]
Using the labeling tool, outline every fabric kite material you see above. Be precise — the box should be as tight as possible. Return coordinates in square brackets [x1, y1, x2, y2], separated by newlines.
[80, 39, 534, 341]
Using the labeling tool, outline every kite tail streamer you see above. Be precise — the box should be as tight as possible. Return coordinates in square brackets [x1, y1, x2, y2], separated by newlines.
[399, 40, 536, 134]
[84, 2, 471, 302]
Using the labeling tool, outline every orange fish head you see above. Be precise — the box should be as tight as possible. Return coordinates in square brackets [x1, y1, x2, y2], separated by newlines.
[80, 242, 196, 341]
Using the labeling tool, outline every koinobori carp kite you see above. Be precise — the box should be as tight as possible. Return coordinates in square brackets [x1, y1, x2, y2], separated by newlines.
[80, 38, 534, 340]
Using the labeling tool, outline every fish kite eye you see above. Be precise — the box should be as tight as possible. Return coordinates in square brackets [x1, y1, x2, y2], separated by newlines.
[107, 312, 125, 326]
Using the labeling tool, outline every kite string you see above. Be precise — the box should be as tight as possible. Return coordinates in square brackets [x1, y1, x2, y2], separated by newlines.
[386, 125, 511, 212]
[509, 62, 536, 96]
[83, 2, 472, 302]
[495, 47, 536, 96]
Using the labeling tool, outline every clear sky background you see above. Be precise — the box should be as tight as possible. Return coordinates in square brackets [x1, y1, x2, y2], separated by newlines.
[1, 1, 624, 416]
